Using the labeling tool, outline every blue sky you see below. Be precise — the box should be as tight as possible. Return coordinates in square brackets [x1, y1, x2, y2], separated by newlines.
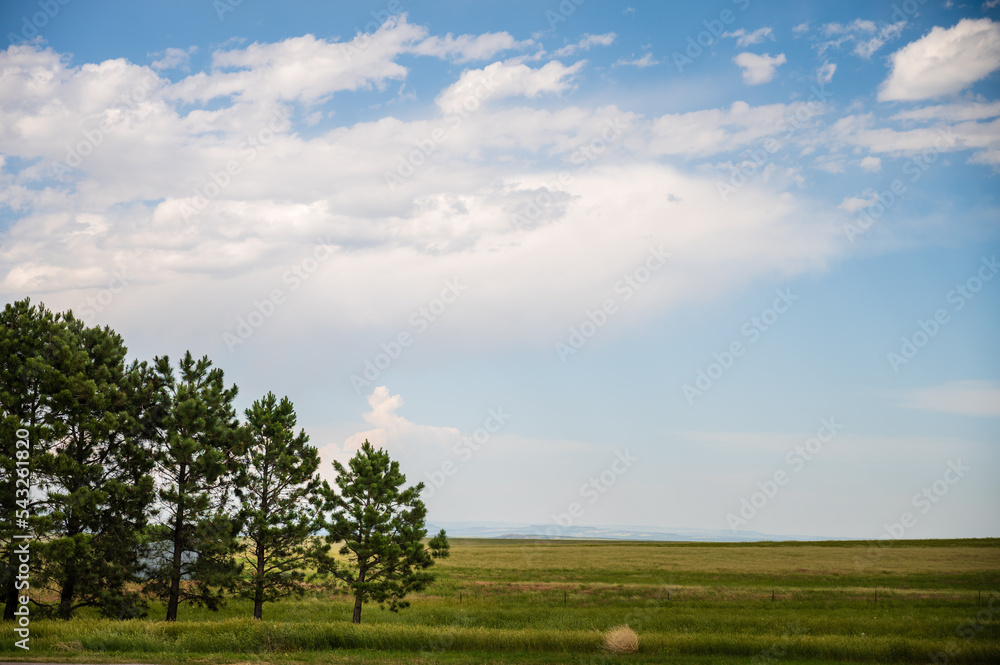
[1, 0, 999, 539]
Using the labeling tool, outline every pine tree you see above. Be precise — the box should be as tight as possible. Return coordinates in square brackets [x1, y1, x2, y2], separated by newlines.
[320, 441, 449, 624]
[236, 392, 329, 620]
[0, 300, 65, 621]
[145, 351, 243, 621]
[32, 313, 158, 619]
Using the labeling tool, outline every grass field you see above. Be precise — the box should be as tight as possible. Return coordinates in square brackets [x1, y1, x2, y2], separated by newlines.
[2, 538, 999, 664]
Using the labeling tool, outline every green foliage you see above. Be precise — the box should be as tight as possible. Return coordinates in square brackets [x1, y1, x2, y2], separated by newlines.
[144, 351, 243, 621]
[428, 529, 451, 559]
[0, 298, 65, 620]
[1, 300, 157, 620]
[320, 440, 448, 623]
[31, 312, 158, 619]
[235, 392, 330, 619]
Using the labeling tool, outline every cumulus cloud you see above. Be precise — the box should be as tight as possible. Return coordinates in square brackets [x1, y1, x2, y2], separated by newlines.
[314, 389, 594, 521]
[312, 386, 480, 493]
[0, 37, 847, 360]
[435, 60, 583, 113]
[340, 386, 460, 457]
[733, 52, 786, 84]
[896, 380, 1000, 417]
[879, 18, 1000, 101]
[3, 19, 997, 537]
[0, 45, 168, 172]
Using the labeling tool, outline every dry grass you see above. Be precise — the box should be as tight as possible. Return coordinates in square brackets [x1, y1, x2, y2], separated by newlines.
[602, 624, 638, 654]
[453, 540, 1000, 578]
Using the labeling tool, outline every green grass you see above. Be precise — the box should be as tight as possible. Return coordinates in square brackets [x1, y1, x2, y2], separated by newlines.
[2, 538, 999, 664]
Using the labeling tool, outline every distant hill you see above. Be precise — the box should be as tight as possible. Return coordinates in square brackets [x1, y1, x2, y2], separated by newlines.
[425, 521, 845, 542]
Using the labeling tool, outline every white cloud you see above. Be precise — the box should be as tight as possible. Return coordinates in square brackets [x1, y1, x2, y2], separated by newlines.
[435, 60, 583, 113]
[817, 19, 906, 59]
[150, 46, 196, 72]
[829, 113, 1000, 165]
[723, 27, 774, 47]
[553, 32, 616, 56]
[170, 18, 426, 104]
[859, 155, 882, 172]
[813, 156, 846, 174]
[879, 18, 1000, 101]
[410, 31, 531, 62]
[823, 19, 877, 35]
[613, 52, 659, 68]
[855, 21, 905, 58]
[0, 40, 844, 360]
[897, 381, 1000, 417]
[339, 386, 460, 457]
[314, 386, 486, 493]
[0, 45, 168, 165]
[891, 100, 1000, 122]
[969, 144, 1000, 166]
[793, 22, 810, 36]
[838, 190, 879, 211]
[2, 14, 997, 543]
[647, 100, 826, 158]
[733, 52, 786, 85]
[314, 386, 596, 522]
[854, 37, 883, 59]
[817, 62, 836, 84]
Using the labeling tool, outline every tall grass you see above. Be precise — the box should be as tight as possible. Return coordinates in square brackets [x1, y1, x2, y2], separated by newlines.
[14, 617, 1000, 662]
[2, 539, 998, 664]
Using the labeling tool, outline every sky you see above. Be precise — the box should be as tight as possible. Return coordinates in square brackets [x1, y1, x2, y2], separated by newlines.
[1, 0, 999, 540]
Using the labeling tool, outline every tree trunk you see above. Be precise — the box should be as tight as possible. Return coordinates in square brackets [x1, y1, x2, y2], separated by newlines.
[166, 526, 182, 621]
[59, 507, 80, 620]
[352, 567, 365, 624]
[352, 593, 363, 624]
[255, 465, 268, 621]
[58, 568, 75, 620]
[166, 473, 185, 622]
[2, 548, 16, 621]
[253, 547, 264, 620]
